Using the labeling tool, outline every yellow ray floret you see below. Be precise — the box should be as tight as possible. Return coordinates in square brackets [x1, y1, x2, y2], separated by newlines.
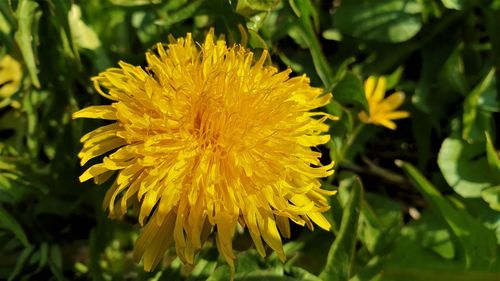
[359, 76, 410, 130]
[0, 55, 22, 99]
[73, 29, 335, 274]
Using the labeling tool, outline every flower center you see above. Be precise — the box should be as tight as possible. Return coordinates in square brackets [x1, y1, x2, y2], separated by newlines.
[191, 102, 225, 149]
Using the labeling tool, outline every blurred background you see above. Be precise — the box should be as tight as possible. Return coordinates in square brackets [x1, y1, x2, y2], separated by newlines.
[0, 0, 499, 280]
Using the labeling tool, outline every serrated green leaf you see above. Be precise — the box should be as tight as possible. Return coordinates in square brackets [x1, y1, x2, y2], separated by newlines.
[320, 177, 363, 281]
[14, 0, 41, 88]
[334, 0, 423, 43]
[417, 212, 456, 259]
[399, 161, 498, 270]
[359, 193, 403, 255]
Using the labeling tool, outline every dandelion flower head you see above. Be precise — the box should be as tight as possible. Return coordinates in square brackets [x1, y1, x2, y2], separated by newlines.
[359, 76, 410, 130]
[73, 30, 335, 272]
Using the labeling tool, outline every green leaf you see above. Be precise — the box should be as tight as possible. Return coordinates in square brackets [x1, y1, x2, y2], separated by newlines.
[417, 212, 456, 259]
[37, 242, 49, 271]
[438, 138, 497, 198]
[399, 161, 498, 270]
[334, 0, 423, 43]
[0, 206, 30, 247]
[463, 69, 495, 142]
[287, 267, 322, 281]
[289, 0, 334, 88]
[51, 0, 81, 63]
[332, 73, 369, 112]
[441, 0, 464, 10]
[370, 237, 500, 281]
[481, 186, 500, 212]
[68, 4, 101, 50]
[155, 0, 205, 27]
[236, 0, 280, 16]
[8, 245, 34, 281]
[359, 193, 403, 255]
[319, 177, 363, 281]
[248, 29, 268, 49]
[413, 32, 461, 116]
[109, 0, 162, 6]
[485, 131, 500, 176]
[0, 6, 12, 36]
[14, 0, 42, 88]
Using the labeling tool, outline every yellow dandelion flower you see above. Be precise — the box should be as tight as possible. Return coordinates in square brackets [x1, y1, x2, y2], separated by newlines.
[358, 76, 410, 130]
[0, 55, 22, 99]
[73, 30, 335, 273]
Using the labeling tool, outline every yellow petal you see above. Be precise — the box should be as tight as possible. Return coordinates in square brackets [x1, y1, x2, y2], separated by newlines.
[139, 190, 158, 225]
[79, 163, 109, 182]
[215, 212, 237, 265]
[364, 76, 376, 99]
[276, 215, 291, 238]
[380, 91, 405, 111]
[377, 118, 397, 130]
[243, 205, 266, 257]
[72, 105, 117, 120]
[307, 212, 331, 231]
[358, 111, 371, 124]
[135, 212, 176, 271]
[372, 76, 387, 102]
[80, 123, 120, 143]
[78, 138, 126, 166]
[258, 211, 285, 262]
[384, 111, 410, 120]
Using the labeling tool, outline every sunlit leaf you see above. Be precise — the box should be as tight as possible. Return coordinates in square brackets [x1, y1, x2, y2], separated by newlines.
[438, 138, 498, 198]
[441, 0, 464, 10]
[481, 186, 500, 212]
[400, 161, 498, 270]
[109, 0, 162, 7]
[334, 0, 423, 43]
[68, 4, 101, 50]
[236, 0, 280, 16]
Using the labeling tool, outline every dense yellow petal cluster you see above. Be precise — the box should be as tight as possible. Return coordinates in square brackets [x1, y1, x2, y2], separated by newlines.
[359, 76, 410, 130]
[74, 30, 335, 273]
[0, 55, 22, 98]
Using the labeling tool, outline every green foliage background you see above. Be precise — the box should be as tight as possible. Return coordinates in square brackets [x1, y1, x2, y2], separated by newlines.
[1, 0, 500, 280]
